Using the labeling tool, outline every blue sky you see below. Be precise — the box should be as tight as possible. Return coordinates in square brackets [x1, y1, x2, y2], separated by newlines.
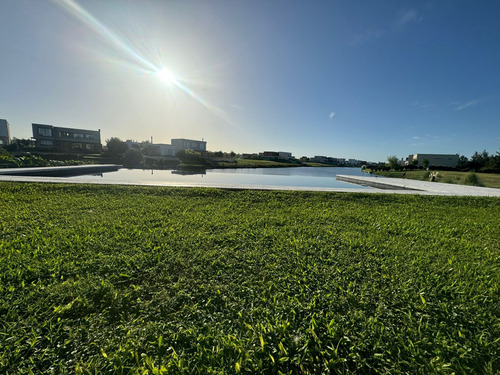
[1, 0, 499, 162]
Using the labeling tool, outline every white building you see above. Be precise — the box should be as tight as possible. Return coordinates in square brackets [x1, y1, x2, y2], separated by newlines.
[405, 153, 459, 168]
[128, 138, 207, 158]
[0, 119, 11, 146]
[153, 143, 176, 157]
[171, 138, 207, 153]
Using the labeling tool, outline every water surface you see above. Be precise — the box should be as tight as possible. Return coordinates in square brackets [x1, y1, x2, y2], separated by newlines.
[69, 167, 372, 189]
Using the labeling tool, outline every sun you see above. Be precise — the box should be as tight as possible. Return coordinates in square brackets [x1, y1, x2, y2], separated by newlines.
[156, 68, 178, 86]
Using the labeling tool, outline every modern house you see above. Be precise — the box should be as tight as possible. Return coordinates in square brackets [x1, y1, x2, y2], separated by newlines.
[32, 123, 102, 153]
[126, 138, 206, 157]
[312, 156, 346, 165]
[405, 153, 459, 168]
[260, 151, 293, 160]
[171, 138, 207, 153]
[150, 143, 176, 157]
[0, 119, 11, 146]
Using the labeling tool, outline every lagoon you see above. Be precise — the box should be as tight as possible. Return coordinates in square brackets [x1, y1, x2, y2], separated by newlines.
[68, 166, 373, 189]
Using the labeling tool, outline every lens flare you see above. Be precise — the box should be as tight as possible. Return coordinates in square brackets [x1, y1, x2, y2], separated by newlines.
[53, 0, 234, 126]
[156, 68, 177, 86]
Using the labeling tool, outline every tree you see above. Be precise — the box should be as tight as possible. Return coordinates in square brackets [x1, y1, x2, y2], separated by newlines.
[105, 138, 128, 157]
[422, 159, 430, 169]
[176, 149, 204, 165]
[5, 138, 35, 152]
[470, 150, 489, 171]
[486, 151, 500, 172]
[386, 155, 400, 170]
[457, 155, 469, 169]
[122, 149, 144, 168]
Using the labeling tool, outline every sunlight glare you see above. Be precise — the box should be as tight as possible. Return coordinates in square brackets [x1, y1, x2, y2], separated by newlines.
[157, 68, 177, 86]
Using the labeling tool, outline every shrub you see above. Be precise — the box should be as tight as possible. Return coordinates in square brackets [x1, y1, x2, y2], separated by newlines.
[122, 149, 144, 168]
[464, 172, 482, 186]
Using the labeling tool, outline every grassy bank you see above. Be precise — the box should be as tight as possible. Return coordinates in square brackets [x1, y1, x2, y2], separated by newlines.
[1, 183, 499, 374]
[207, 159, 308, 169]
[371, 170, 500, 189]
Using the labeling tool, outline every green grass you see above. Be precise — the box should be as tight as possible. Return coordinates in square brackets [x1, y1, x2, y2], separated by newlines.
[371, 170, 500, 189]
[1, 182, 499, 374]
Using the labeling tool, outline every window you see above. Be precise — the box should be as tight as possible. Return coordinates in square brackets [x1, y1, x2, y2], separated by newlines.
[85, 134, 95, 140]
[38, 127, 52, 137]
[40, 140, 53, 146]
[74, 133, 84, 139]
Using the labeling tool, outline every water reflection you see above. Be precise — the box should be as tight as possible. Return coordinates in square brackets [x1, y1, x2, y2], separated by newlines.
[68, 167, 372, 189]
[171, 169, 206, 176]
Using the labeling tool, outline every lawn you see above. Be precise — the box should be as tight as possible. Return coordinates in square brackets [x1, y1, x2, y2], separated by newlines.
[371, 170, 500, 189]
[1, 182, 499, 374]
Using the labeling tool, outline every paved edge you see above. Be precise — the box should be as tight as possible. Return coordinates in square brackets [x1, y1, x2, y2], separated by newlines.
[336, 175, 500, 197]
[0, 164, 120, 176]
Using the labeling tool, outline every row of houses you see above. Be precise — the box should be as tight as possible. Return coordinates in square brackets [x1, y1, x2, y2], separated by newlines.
[1, 120, 207, 157]
[0, 119, 463, 168]
[311, 156, 366, 166]
[126, 138, 207, 157]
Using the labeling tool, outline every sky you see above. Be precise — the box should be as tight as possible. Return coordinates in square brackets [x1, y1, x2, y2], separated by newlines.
[1, 0, 499, 162]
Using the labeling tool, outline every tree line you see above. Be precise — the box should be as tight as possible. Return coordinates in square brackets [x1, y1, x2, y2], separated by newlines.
[385, 150, 500, 173]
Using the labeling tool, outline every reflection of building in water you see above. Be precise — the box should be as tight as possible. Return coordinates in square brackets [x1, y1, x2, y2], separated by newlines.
[0, 119, 11, 146]
[171, 169, 206, 176]
[32, 123, 102, 153]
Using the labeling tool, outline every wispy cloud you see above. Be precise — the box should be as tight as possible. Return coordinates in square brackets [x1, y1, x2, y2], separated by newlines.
[351, 8, 422, 47]
[350, 29, 385, 46]
[396, 9, 422, 26]
[329, 112, 336, 119]
[455, 99, 480, 111]
[412, 136, 420, 140]
[411, 101, 433, 111]
[351, 8, 422, 46]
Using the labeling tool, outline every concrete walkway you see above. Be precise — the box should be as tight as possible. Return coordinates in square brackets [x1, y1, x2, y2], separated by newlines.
[0, 164, 120, 176]
[336, 175, 500, 197]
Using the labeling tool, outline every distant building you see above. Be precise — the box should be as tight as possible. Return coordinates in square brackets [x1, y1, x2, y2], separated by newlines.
[347, 159, 363, 167]
[151, 143, 176, 157]
[171, 138, 207, 153]
[128, 138, 207, 157]
[312, 156, 346, 165]
[0, 119, 11, 146]
[405, 153, 459, 168]
[260, 151, 293, 160]
[242, 153, 260, 159]
[32, 123, 102, 153]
